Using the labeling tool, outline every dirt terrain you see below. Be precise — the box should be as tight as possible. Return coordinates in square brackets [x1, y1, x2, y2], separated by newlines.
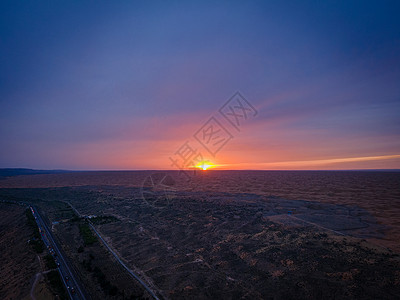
[0, 171, 399, 299]
[36, 200, 150, 299]
[1, 170, 399, 250]
[0, 203, 54, 300]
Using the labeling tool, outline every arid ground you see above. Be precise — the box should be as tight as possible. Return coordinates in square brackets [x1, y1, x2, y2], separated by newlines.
[1, 171, 399, 299]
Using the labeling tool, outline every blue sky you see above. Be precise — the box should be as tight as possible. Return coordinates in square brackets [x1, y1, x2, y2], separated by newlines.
[1, 0, 399, 169]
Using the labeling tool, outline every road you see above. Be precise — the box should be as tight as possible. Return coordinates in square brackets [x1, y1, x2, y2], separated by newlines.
[88, 223, 160, 300]
[30, 206, 88, 300]
[65, 201, 160, 300]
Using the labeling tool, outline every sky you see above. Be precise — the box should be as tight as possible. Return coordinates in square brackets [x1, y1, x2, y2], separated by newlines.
[1, 0, 399, 170]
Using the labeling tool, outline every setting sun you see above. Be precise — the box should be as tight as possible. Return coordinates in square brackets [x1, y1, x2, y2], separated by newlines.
[195, 160, 215, 170]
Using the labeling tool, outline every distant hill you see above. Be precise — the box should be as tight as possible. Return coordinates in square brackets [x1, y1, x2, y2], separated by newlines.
[0, 168, 72, 178]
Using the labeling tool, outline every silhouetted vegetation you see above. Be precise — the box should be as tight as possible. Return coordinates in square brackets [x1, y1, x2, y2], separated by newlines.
[90, 215, 119, 225]
[93, 266, 118, 296]
[44, 254, 57, 269]
[79, 223, 97, 246]
[25, 209, 44, 253]
[71, 215, 81, 222]
[46, 270, 67, 299]
[81, 252, 118, 296]
[82, 258, 93, 272]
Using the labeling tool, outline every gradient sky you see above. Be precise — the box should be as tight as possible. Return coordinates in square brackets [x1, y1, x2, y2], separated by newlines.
[1, 0, 399, 170]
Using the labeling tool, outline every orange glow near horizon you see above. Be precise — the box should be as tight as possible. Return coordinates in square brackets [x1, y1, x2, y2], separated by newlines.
[215, 154, 400, 170]
[34, 130, 400, 171]
[194, 160, 216, 170]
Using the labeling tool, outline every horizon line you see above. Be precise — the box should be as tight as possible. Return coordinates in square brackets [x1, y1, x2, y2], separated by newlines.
[1, 168, 400, 172]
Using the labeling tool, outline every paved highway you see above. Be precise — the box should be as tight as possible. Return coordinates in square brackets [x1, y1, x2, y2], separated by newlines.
[30, 206, 88, 300]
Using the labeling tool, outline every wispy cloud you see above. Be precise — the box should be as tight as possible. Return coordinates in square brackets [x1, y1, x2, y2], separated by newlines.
[222, 154, 400, 170]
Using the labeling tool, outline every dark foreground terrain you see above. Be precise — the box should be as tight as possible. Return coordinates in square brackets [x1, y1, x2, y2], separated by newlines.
[0, 171, 399, 299]
[0, 202, 65, 299]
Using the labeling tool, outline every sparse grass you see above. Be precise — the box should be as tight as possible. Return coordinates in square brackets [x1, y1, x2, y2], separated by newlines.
[50, 201, 78, 220]
[6, 181, 400, 299]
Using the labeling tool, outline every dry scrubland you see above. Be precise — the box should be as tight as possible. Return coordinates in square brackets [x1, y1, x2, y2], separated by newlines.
[35, 200, 151, 299]
[1, 170, 399, 250]
[0, 203, 56, 300]
[0, 171, 400, 299]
